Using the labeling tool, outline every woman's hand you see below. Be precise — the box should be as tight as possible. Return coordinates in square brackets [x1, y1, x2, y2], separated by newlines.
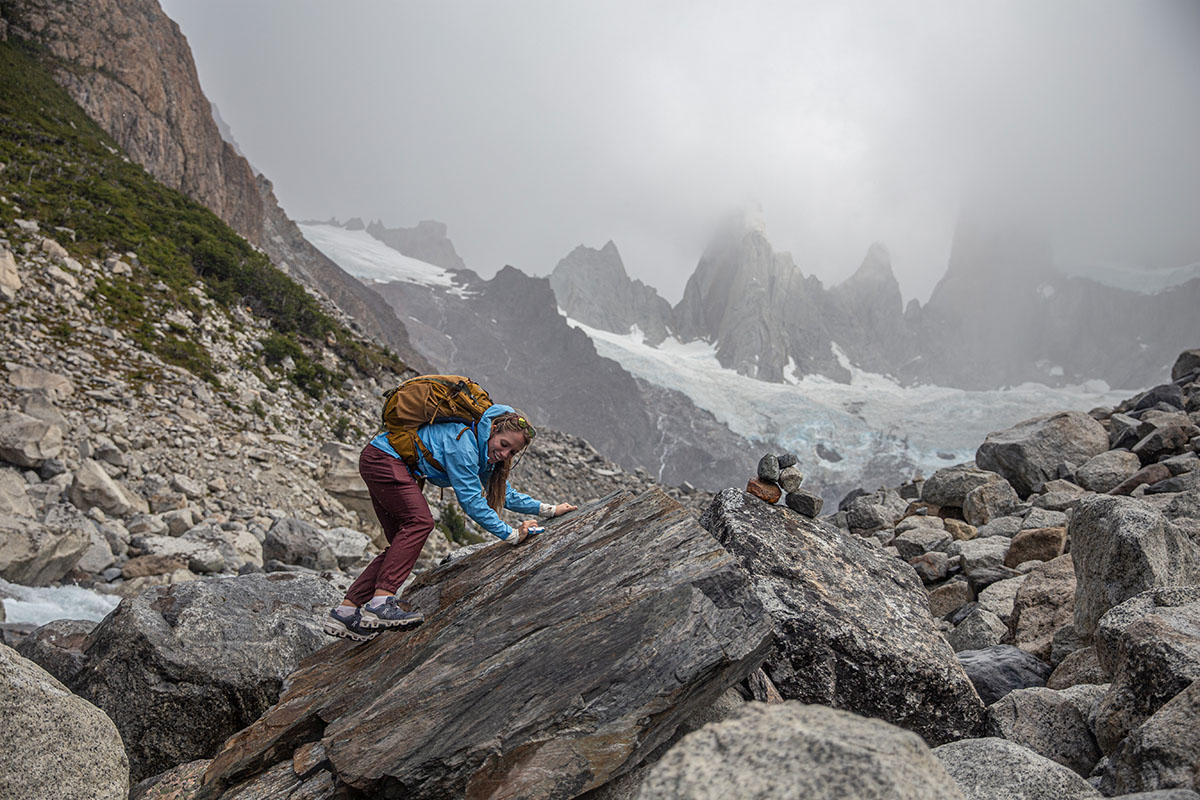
[512, 518, 542, 544]
[551, 503, 577, 517]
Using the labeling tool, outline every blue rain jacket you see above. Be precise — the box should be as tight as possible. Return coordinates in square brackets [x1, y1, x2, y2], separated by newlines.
[369, 403, 542, 540]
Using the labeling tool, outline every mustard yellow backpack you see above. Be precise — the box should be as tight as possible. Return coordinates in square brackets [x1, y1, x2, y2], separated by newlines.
[380, 374, 493, 474]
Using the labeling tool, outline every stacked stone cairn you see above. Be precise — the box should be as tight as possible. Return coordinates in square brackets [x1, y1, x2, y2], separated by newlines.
[746, 452, 824, 517]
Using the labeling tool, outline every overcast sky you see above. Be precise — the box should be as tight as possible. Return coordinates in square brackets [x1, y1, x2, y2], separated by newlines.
[160, 0, 1200, 304]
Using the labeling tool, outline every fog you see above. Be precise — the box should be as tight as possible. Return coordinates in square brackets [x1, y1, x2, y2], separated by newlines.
[161, 0, 1200, 304]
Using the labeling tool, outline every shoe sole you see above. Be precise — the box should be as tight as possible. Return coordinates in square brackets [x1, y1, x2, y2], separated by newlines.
[358, 615, 425, 631]
[323, 619, 378, 642]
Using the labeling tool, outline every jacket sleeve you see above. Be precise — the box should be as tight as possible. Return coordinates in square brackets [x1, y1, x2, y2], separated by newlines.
[504, 485, 543, 515]
[442, 442, 515, 541]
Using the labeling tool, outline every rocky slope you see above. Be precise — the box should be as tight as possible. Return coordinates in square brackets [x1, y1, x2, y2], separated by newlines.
[0, 0, 430, 372]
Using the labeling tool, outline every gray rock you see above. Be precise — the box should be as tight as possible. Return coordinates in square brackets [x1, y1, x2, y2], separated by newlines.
[977, 514, 1024, 538]
[131, 534, 225, 574]
[0, 409, 63, 467]
[987, 686, 1102, 777]
[0, 509, 90, 585]
[15, 618, 97, 686]
[1092, 591, 1200, 753]
[947, 605, 1008, 652]
[784, 489, 822, 517]
[196, 490, 773, 799]
[1010, 554, 1076, 662]
[1077, 450, 1143, 494]
[69, 458, 139, 517]
[958, 645, 1052, 706]
[777, 465, 804, 493]
[0, 468, 34, 517]
[776, 452, 798, 469]
[756, 453, 780, 483]
[68, 572, 341, 783]
[0, 247, 20, 301]
[17, 390, 67, 430]
[895, 527, 953, 559]
[950, 536, 1011, 575]
[976, 411, 1110, 498]
[1173, 349, 1200, 382]
[977, 574, 1027, 620]
[1070, 496, 1200, 639]
[262, 517, 338, 571]
[170, 473, 206, 500]
[923, 463, 1002, 508]
[1022, 507, 1068, 531]
[700, 488, 985, 745]
[934, 737, 1101, 799]
[1098, 678, 1200, 796]
[0, 643, 129, 800]
[6, 366, 75, 402]
[844, 487, 908, 531]
[964, 479, 1021, 526]
[322, 526, 372, 570]
[636, 702, 966, 800]
[1094, 587, 1200, 676]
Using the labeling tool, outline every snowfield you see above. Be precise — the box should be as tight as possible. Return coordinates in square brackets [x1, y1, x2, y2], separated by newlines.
[566, 318, 1129, 496]
[299, 223, 459, 290]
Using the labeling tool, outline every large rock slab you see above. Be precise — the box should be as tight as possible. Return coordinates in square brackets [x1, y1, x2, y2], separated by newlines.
[199, 489, 774, 799]
[0, 408, 63, 467]
[68, 573, 341, 783]
[1070, 496, 1200, 639]
[699, 488, 984, 745]
[934, 737, 1101, 800]
[976, 411, 1110, 498]
[0, 643, 129, 800]
[636, 702, 966, 800]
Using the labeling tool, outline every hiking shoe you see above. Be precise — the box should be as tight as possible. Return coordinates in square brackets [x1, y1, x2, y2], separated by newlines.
[323, 607, 378, 642]
[359, 596, 424, 630]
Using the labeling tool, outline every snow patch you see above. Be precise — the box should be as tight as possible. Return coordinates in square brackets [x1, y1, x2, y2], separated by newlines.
[299, 222, 473, 297]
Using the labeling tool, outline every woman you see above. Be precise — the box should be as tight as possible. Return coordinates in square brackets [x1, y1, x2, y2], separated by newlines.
[325, 404, 577, 641]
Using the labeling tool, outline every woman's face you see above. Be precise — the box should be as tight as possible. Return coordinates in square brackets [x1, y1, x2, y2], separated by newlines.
[487, 428, 528, 464]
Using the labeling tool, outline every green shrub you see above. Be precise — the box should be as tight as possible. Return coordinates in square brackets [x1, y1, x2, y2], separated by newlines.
[438, 503, 484, 546]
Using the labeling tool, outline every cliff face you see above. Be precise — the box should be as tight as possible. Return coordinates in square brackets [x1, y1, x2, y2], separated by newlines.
[2, 0, 263, 243]
[548, 241, 673, 345]
[1, 0, 431, 371]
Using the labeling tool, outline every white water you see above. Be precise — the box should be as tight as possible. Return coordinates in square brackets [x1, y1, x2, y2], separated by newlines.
[1, 579, 119, 628]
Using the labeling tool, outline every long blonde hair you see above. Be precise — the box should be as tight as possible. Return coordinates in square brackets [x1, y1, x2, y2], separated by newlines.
[484, 411, 535, 511]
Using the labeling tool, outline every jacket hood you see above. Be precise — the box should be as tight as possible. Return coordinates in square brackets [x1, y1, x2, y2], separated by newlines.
[475, 404, 515, 471]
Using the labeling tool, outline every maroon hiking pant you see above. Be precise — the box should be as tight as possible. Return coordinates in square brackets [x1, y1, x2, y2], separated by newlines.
[343, 444, 435, 606]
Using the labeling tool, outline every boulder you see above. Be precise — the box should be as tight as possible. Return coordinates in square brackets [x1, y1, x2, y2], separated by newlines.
[1070, 496, 1200, 639]
[68, 572, 342, 783]
[131, 534, 225, 574]
[910, 551, 952, 584]
[1098, 678, 1200, 796]
[1022, 507, 1069, 531]
[699, 488, 984, 745]
[637, 702, 966, 800]
[977, 574, 1026, 621]
[1172, 349, 1200, 382]
[0, 247, 20, 301]
[987, 686, 1102, 777]
[1111, 463, 1173, 496]
[777, 465, 804, 493]
[262, 517, 339, 571]
[976, 411, 1110, 498]
[934, 737, 1101, 799]
[894, 527, 953, 559]
[958, 645, 1052, 706]
[929, 579, 975, 619]
[69, 458, 140, 517]
[950, 536, 1011, 575]
[923, 463, 1001, 509]
[0, 644, 129, 800]
[1134, 426, 1196, 465]
[947, 605, 1008, 652]
[0, 409, 63, 467]
[1005, 527, 1068, 569]
[15, 618, 97, 686]
[964, 479, 1021, 527]
[1047, 647, 1108, 690]
[181, 524, 263, 571]
[1077, 450, 1143, 494]
[0, 509, 91, 585]
[318, 442, 373, 525]
[198, 490, 773, 799]
[0, 467, 34, 517]
[1009, 555, 1075, 662]
[977, 514, 1023, 538]
[6, 366, 75, 401]
[844, 487, 908, 532]
[1092, 591, 1200, 753]
[319, 526, 371, 570]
